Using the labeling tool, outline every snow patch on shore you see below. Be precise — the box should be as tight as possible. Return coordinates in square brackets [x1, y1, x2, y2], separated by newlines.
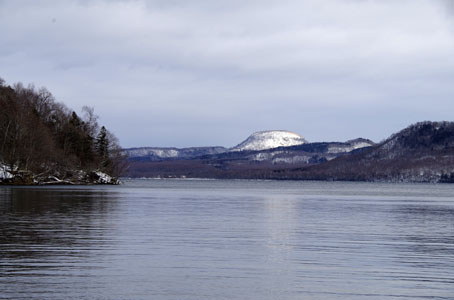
[94, 171, 117, 184]
[0, 163, 13, 181]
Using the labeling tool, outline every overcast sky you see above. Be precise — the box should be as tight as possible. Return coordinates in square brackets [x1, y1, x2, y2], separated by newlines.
[1, 0, 453, 148]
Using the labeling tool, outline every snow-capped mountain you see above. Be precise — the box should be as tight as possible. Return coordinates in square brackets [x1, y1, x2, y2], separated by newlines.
[230, 130, 308, 152]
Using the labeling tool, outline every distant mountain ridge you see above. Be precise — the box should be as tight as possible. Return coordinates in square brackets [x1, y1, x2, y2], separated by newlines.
[124, 121, 454, 183]
[124, 146, 227, 161]
[122, 130, 372, 162]
[123, 130, 376, 179]
[123, 130, 310, 161]
[199, 138, 375, 165]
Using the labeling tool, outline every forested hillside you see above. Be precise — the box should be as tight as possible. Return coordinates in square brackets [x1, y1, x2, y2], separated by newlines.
[268, 121, 454, 182]
[0, 78, 125, 184]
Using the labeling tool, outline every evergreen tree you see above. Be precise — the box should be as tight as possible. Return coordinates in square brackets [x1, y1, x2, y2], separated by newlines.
[96, 126, 111, 169]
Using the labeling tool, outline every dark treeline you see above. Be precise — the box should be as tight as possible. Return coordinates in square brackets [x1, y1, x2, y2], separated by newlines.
[0, 77, 125, 179]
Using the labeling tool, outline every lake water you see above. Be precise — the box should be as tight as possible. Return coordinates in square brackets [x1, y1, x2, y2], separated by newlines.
[1, 179, 454, 299]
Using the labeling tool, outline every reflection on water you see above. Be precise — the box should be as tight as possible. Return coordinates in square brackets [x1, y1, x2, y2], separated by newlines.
[0, 188, 118, 251]
[1, 180, 454, 300]
[0, 187, 119, 299]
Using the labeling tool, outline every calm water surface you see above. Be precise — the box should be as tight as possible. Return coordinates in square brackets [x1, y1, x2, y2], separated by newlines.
[1, 179, 454, 299]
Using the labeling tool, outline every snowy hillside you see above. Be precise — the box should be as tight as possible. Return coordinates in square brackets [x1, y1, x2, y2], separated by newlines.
[326, 138, 375, 154]
[230, 130, 308, 152]
[123, 146, 227, 161]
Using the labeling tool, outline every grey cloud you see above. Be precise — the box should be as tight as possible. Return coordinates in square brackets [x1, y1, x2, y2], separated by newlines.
[441, 0, 454, 15]
[1, 0, 453, 147]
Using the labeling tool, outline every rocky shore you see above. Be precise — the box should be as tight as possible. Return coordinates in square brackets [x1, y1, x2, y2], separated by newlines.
[0, 164, 119, 185]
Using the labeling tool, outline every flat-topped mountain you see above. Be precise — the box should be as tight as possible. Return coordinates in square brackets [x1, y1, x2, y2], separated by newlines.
[231, 130, 308, 152]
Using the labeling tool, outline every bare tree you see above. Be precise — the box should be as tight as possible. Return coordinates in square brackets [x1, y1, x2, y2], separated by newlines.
[81, 106, 99, 137]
